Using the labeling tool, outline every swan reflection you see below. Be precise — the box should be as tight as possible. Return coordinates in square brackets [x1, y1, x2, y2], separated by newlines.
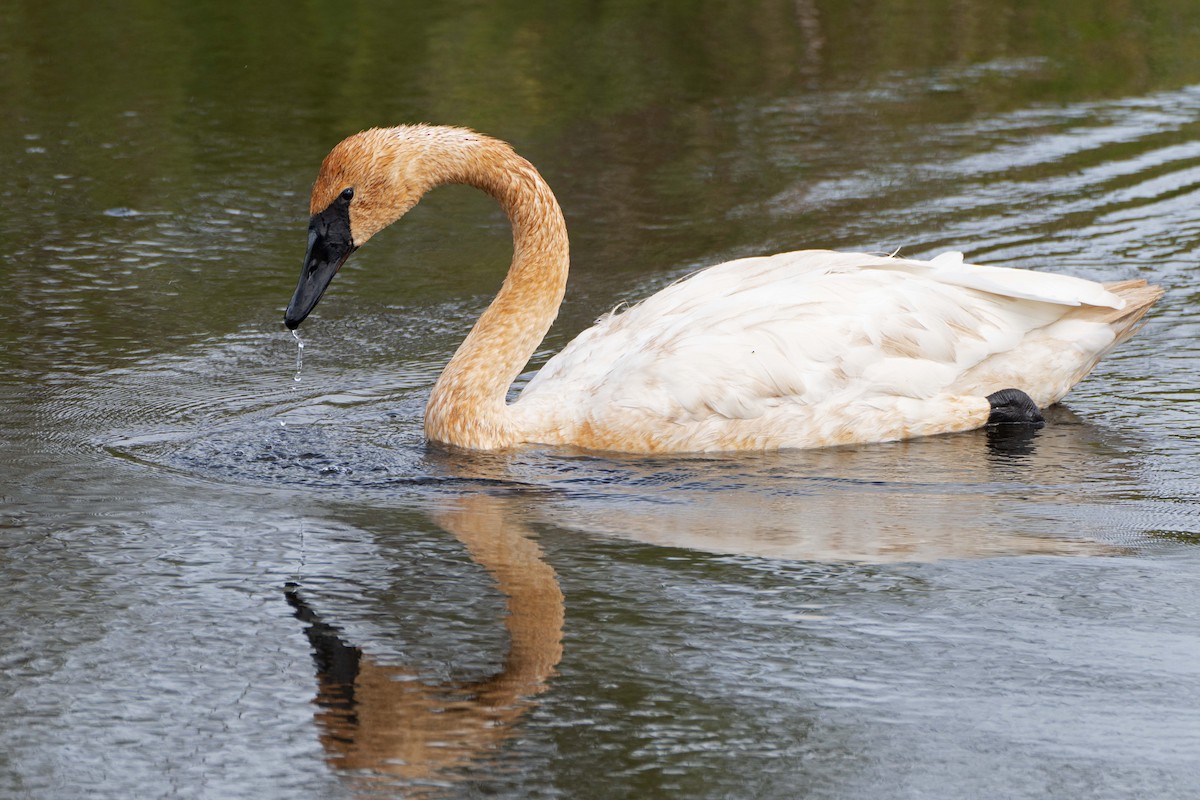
[287, 495, 562, 794]
[429, 407, 1140, 563]
[285, 406, 1141, 792]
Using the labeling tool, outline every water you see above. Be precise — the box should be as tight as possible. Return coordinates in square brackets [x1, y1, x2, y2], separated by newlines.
[292, 329, 305, 383]
[3, 1, 1200, 798]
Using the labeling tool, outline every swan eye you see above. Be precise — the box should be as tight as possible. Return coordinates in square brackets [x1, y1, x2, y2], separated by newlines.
[340, 187, 354, 202]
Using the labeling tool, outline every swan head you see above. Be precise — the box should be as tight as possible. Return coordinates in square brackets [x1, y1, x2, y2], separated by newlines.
[285, 127, 434, 329]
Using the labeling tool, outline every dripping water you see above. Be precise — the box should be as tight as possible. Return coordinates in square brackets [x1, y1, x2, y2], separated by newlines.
[291, 329, 304, 383]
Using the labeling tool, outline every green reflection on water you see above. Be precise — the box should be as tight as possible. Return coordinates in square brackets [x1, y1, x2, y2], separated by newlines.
[2, 0, 1199, 373]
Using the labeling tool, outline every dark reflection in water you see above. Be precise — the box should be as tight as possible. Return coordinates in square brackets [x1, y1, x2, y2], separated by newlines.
[287, 496, 562, 795]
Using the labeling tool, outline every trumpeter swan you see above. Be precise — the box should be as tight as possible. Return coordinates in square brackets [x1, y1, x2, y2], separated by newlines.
[284, 125, 1161, 453]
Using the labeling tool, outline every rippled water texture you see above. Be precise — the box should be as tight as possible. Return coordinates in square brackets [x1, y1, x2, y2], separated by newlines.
[3, 2, 1200, 798]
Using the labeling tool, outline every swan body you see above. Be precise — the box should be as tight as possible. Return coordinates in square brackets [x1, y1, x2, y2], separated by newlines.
[284, 125, 1162, 453]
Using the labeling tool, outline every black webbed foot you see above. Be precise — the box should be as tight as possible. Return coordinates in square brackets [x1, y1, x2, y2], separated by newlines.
[986, 388, 1045, 427]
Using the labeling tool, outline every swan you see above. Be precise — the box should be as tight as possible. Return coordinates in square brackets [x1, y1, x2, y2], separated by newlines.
[284, 125, 1162, 453]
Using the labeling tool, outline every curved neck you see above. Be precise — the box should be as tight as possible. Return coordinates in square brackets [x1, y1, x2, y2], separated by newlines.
[422, 135, 569, 449]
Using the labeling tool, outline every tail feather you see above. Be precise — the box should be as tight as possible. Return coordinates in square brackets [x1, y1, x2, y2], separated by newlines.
[1049, 279, 1164, 399]
[1087, 280, 1164, 345]
[952, 279, 1162, 408]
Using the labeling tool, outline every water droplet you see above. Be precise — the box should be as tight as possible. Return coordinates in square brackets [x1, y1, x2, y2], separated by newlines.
[291, 329, 305, 382]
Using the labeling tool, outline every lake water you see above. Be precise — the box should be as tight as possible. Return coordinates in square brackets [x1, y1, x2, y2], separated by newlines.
[3, 1, 1200, 798]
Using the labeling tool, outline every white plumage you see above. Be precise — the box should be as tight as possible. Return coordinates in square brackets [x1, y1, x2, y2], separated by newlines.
[513, 249, 1152, 452]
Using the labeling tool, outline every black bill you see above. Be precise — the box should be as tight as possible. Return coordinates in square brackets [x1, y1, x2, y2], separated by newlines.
[284, 194, 356, 329]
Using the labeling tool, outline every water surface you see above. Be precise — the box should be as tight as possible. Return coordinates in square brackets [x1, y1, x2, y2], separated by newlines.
[3, 1, 1200, 798]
